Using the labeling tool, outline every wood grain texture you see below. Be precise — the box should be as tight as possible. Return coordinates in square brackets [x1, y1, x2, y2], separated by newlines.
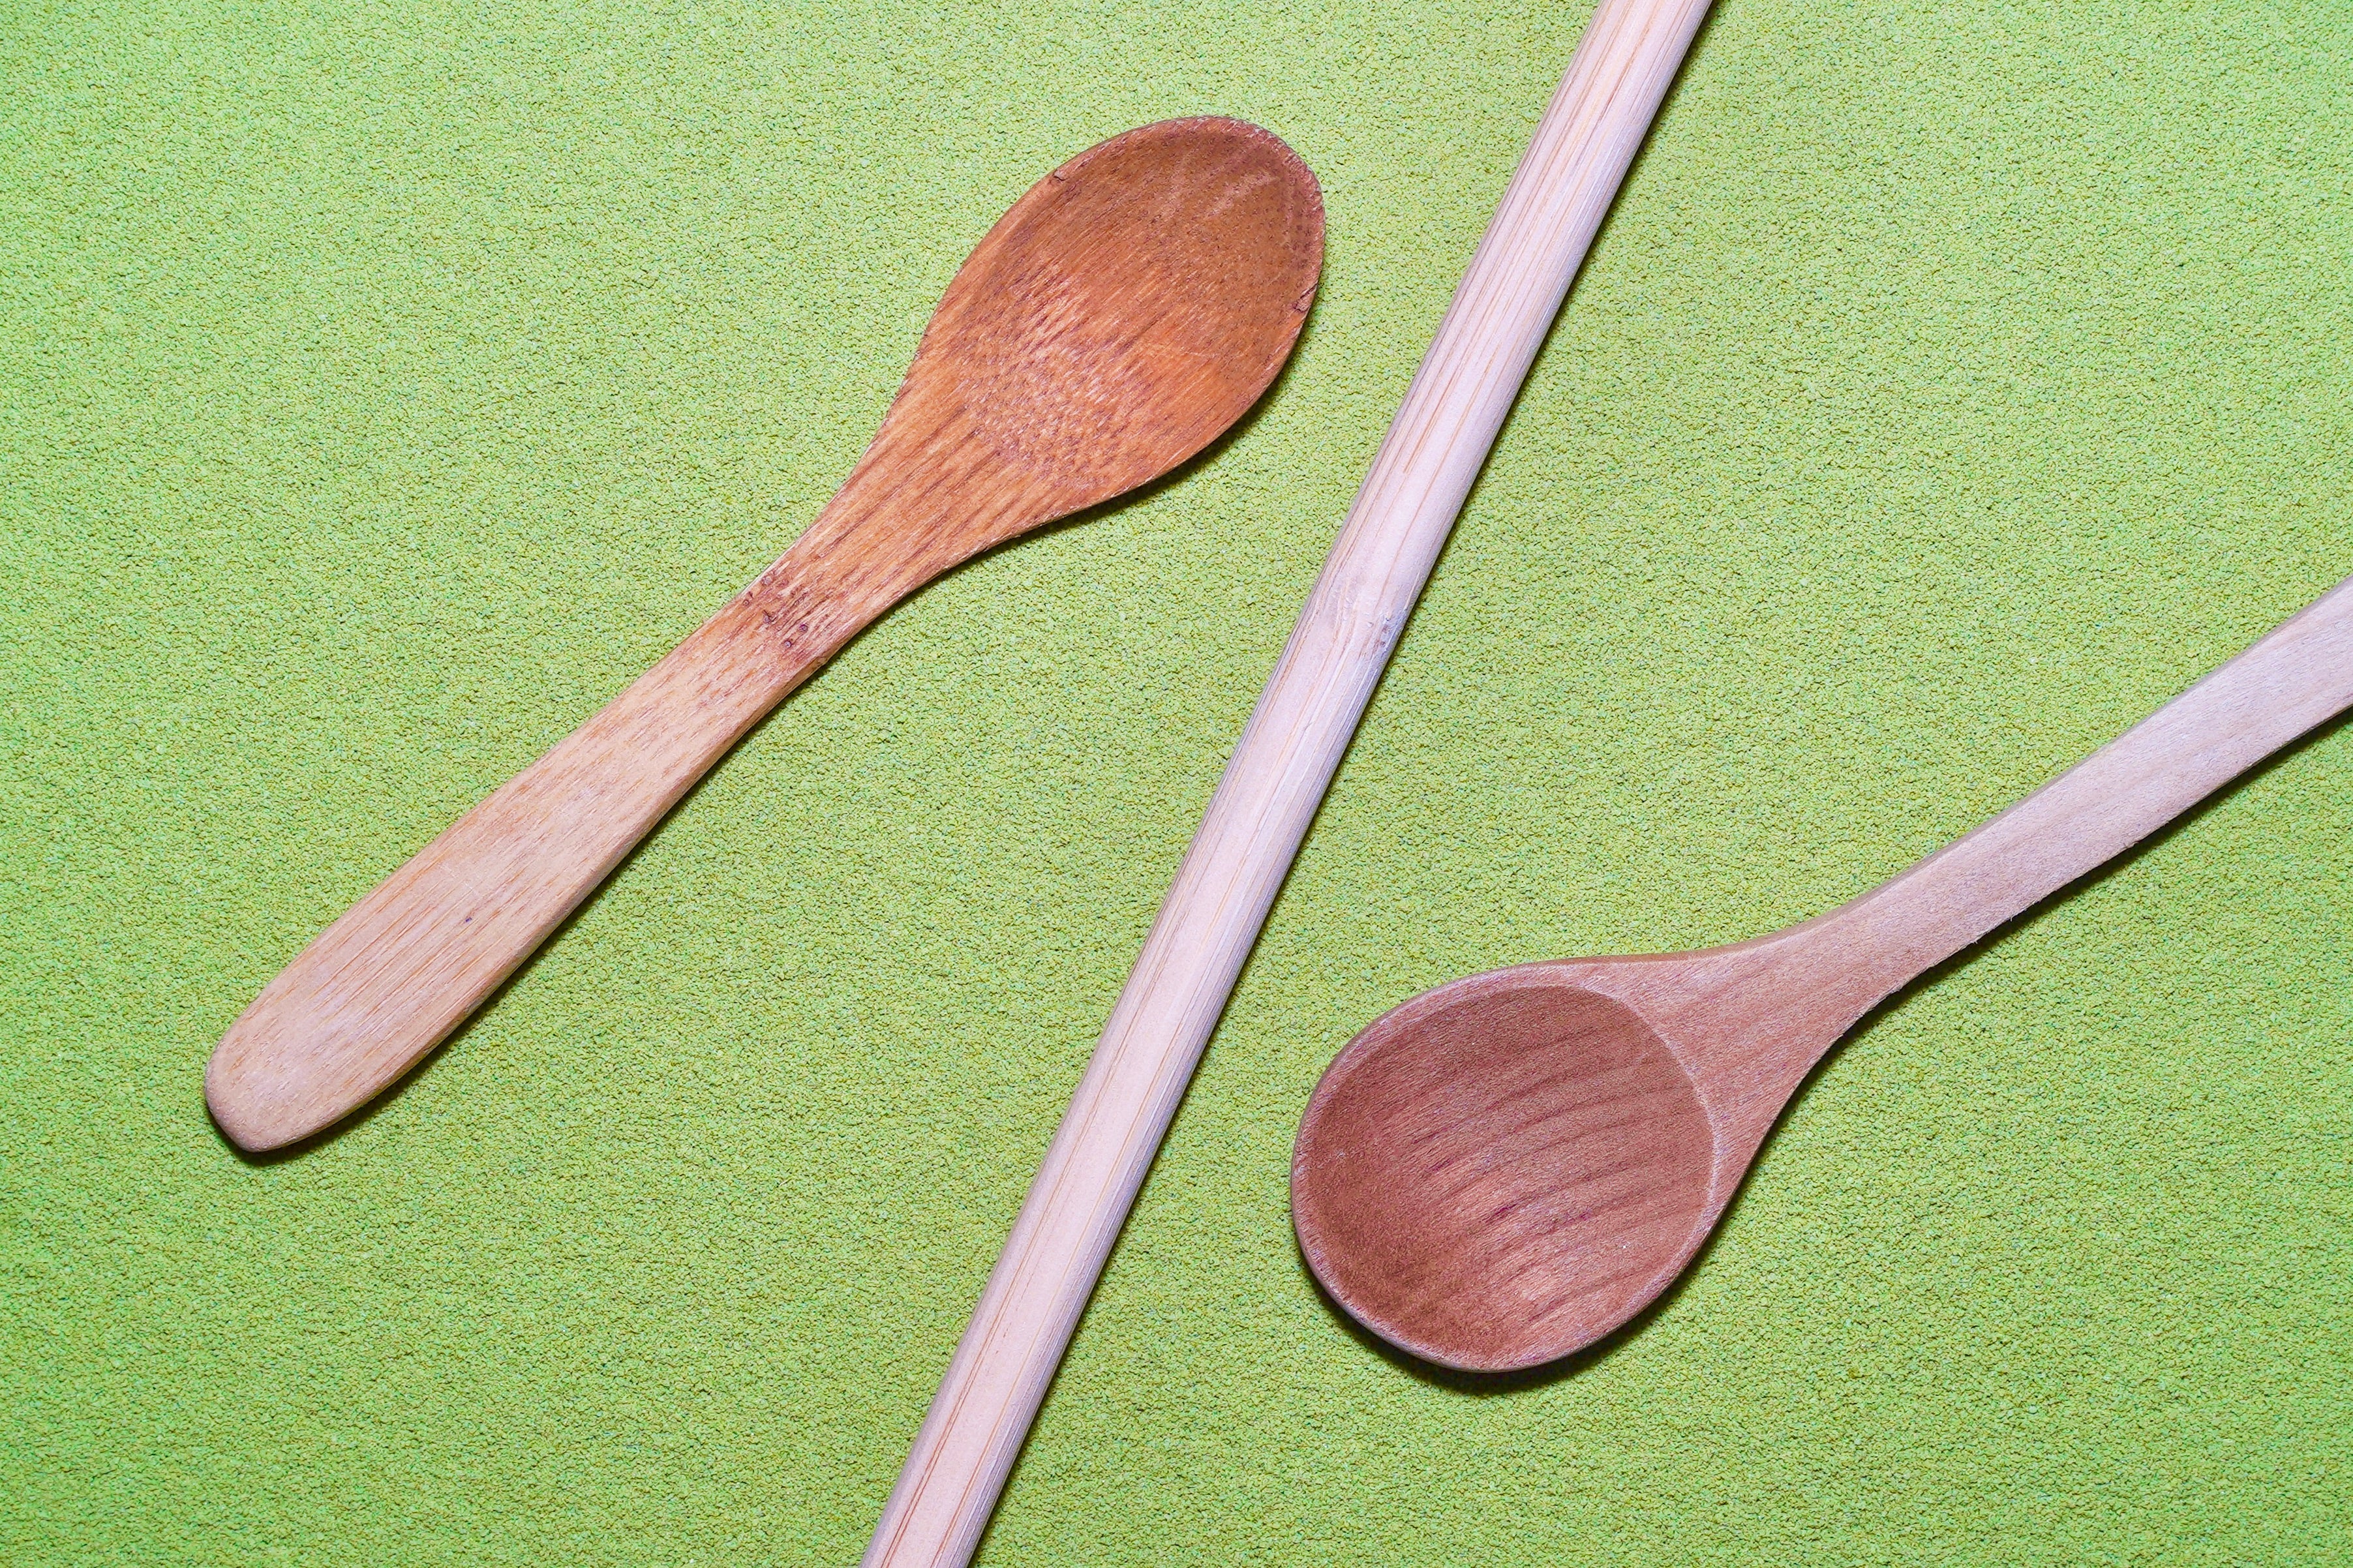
[204, 117, 1324, 1152]
[1296, 570, 2353, 1372]
[862, 4, 1718, 1563]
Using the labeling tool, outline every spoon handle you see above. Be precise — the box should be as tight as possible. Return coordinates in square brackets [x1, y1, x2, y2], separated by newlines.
[863, 3, 1715, 1563]
[204, 549, 870, 1153]
[1817, 571, 2353, 1004]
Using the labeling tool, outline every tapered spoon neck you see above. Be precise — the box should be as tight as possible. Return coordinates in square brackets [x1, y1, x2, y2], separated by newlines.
[1779, 876, 1999, 1016]
[761, 419, 1059, 633]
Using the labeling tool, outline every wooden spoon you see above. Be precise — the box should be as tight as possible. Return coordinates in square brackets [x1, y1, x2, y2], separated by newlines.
[1294, 572, 2353, 1372]
[207, 117, 1323, 1153]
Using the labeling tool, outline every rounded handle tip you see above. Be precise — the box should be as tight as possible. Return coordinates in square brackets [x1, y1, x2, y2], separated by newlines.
[205, 1034, 327, 1153]
[205, 1006, 395, 1153]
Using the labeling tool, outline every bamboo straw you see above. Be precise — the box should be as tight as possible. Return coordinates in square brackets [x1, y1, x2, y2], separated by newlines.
[864, 3, 1716, 1560]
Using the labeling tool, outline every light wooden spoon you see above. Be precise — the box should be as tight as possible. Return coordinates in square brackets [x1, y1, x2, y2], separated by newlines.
[207, 117, 1323, 1153]
[1294, 571, 2353, 1372]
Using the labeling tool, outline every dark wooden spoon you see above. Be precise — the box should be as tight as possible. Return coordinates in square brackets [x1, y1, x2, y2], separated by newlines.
[1295, 572, 2353, 1372]
[207, 117, 1322, 1153]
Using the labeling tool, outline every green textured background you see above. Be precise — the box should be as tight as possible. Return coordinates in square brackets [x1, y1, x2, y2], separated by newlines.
[5, 0, 2350, 1560]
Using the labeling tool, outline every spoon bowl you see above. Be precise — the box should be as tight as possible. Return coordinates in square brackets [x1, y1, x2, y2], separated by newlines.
[921, 117, 1322, 503]
[1294, 970, 1717, 1370]
[824, 116, 1328, 599]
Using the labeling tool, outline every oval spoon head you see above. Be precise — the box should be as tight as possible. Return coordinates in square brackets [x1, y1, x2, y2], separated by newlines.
[1292, 967, 1723, 1372]
[822, 116, 1324, 582]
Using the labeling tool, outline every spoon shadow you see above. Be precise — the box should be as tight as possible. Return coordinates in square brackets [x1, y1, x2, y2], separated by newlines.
[217, 296, 1327, 1165]
[1301, 701, 2353, 1383]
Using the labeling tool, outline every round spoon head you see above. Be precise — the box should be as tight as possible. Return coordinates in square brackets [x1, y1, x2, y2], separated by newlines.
[834, 115, 1324, 569]
[1292, 967, 1722, 1372]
